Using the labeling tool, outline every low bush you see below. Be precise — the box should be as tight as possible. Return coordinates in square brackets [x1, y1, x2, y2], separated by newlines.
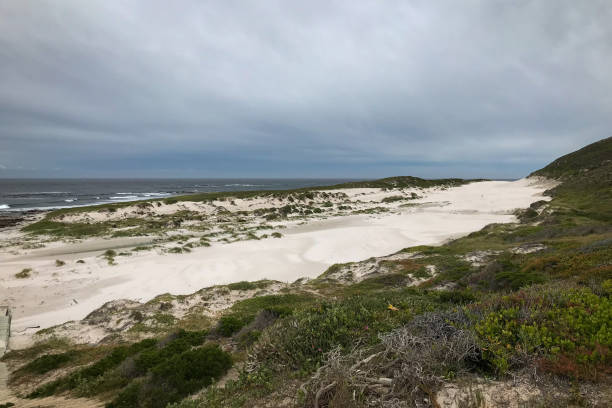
[132, 246, 151, 251]
[20, 350, 77, 375]
[22, 219, 111, 237]
[107, 344, 232, 408]
[249, 290, 440, 372]
[220, 293, 314, 335]
[494, 268, 547, 291]
[430, 255, 473, 283]
[28, 331, 216, 405]
[103, 249, 117, 265]
[227, 281, 257, 291]
[437, 289, 478, 304]
[217, 316, 244, 337]
[28, 338, 158, 398]
[133, 330, 207, 375]
[15, 268, 32, 279]
[470, 285, 611, 379]
[350, 273, 409, 291]
[300, 310, 480, 407]
[381, 195, 404, 203]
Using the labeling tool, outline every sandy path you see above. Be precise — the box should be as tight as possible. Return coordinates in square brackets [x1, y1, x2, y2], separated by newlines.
[0, 179, 551, 345]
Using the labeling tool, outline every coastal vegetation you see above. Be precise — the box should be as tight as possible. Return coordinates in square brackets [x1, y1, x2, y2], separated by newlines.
[14, 268, 31, 279]
[2, 138, 610, 406]
[19, 177, 472, 241]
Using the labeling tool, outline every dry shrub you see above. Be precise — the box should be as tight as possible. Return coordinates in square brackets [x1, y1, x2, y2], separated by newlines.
[301, 310, 480, 408]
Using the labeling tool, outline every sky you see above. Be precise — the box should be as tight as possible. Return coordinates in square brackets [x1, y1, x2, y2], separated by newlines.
[0, 1, 611, 179]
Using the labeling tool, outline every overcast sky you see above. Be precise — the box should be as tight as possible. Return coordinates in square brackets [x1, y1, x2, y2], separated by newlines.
[0, 1, 610, 179]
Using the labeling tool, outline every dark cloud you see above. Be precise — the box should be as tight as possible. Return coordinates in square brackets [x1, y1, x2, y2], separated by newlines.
[1, 0, 610, 178]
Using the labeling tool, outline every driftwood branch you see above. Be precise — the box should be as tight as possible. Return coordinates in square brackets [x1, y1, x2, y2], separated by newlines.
[314, 381, 336, 408]
[300, 310, 480, 407]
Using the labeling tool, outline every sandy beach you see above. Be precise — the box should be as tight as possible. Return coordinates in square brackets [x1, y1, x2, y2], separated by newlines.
[0, 178, 553, 346]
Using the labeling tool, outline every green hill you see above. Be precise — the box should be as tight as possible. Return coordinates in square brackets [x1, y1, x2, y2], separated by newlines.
[531, 136, 612, 179]
[532, 137, 612, 223]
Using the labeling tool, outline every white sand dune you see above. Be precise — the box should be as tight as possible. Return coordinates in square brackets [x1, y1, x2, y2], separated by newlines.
[0, 178, 553, 345]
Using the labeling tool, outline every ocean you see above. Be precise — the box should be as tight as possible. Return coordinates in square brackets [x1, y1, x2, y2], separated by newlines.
[0, 178, 356, 212]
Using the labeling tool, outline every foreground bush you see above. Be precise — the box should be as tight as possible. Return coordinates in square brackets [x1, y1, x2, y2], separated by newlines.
[24, 329, 232, 408]
[249, 290, 440, 372]
[217, 293, 314, 336]
[20, 350, 78, 375]
[300, 310, 480, 407]
[107, 344, 232, 408]
[470, 284, 611, 379]
[28, 338, 159, 398]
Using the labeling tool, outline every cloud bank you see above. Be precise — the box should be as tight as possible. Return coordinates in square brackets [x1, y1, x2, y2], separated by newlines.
[1, 0, 610, 178]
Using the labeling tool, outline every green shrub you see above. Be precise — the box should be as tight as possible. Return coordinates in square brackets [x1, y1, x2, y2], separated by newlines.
[22, 219, 111, 237]
[108, 344, 232, 408]
[251, 291, 440, 371]
[106, 381, 141, 408]
[350, 273, 408, 290]
[21, 351, 77, 374]
[470, 285, 612, 379]
[412, 266, 432, 279]
[437, 289, 477, 304]
[27, 332, 215, 402]
[480, 253, 547, 291]
[132, 246, 151, 251]
[381, 195, 404, 203]
[271, 232, 282, 238]
[227, 281, 256, 291]
[28, 338, 158, 398]
[15, 268, 32, 278]
[431, 255, 473, 283]
[102, 249, 117, 265]
[224, 293, 314, 329]
[494, 268, 546, 290]
[55, 259, 65, 267]
[133, 330, 207, 374]
[217, 316, 244, 337]
[237, 330, 262, 348]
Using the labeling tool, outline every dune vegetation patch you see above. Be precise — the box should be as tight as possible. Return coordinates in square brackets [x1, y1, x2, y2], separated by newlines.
[15, 268, 32, 278]
[25, 330, 232, 408]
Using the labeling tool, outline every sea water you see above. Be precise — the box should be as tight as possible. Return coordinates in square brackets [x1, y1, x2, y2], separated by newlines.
[0, 178, 355, 212]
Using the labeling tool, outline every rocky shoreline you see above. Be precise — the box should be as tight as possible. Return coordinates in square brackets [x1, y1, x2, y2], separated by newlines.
[0, 211, 43, 229]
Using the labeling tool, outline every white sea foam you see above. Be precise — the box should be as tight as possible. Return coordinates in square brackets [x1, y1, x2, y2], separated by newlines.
[0, 204, 9, 210]
[142, 192, 170, 197]
[64, 198, 78, 202]
[18, 191, 69, 195]
[110, 195, 139, 200]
